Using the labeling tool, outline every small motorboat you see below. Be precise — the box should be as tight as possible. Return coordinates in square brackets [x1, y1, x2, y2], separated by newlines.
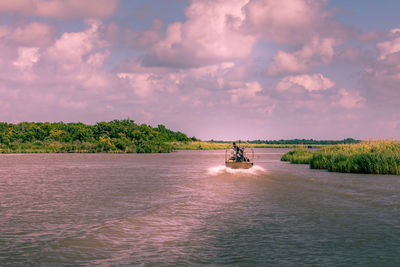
[225, 141, 254, 169]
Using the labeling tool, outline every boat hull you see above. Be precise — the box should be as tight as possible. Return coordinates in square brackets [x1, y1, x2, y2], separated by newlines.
[225, 161, 253, 169]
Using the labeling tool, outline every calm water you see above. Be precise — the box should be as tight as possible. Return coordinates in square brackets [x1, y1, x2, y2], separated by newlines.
[0, 149, 399, 266]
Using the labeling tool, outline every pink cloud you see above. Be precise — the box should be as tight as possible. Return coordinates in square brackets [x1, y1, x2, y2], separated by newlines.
[242, 0, 349, 44]
[117, 61, 187, 99]
[0, 0, 34, 14]
[131, 0, 347, 74]
[44, 20, 107, 73]
[117, 73, 161, 98]
[13, 47, 40, 69]
[335, 47, 362, 62]
[268, 36, 335, 75]
[0, 19, 122, 119]
[228, 81, 275, 116]
[358, 31, 383, 42]
[59, 98, 88, 109]
[0, 0, 119, 19]
[243, 0, 322, 43]
[115, 58, 271, 116]
[143, 0, 256, 68]
[0, 22, 54, 52]
[353, 29, 400, 113]
[377, 35, 400, 60]
[3, 22, 54, 47]
[366, 56, 400, 83]
[105, 20, 163, 49]
[277, 73, 335, 92]
[335, 89, 365, 109]
[364, 29, 400, 84]
[230, 81, 262, 103]
[112, 0, 349, 72]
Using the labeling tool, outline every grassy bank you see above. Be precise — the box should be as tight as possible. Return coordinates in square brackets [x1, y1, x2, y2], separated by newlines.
[281, 141, 400, 175]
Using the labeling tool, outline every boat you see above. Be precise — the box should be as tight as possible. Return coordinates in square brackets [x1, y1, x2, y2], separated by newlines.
[225, 141, 254, 169]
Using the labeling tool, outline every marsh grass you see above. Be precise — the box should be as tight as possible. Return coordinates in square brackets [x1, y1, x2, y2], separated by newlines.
[281, 149, 314, 164]
[281, 140, 400, 175]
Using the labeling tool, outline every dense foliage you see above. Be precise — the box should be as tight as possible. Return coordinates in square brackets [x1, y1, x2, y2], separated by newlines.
[281, 141, 400, 175]
[0, 120, 196, 153]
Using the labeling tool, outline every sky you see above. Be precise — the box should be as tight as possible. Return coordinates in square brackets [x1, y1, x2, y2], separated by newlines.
[0, 0, 399, 140]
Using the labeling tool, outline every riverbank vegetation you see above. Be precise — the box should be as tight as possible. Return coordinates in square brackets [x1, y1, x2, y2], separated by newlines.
[0, 120, 196, 153]
[281, 141, 400, 175]
[172, 141, 327, 150]
[0, 120, 366, 155]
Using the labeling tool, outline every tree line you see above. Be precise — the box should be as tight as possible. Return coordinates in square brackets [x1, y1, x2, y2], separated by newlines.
[0, 120, 197, 153]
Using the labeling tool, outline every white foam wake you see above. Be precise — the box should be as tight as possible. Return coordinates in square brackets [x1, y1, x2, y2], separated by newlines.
[207, 165, 266, 175]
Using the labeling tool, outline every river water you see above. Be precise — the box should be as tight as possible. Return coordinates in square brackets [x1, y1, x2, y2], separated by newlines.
[0, 149, 399, 266]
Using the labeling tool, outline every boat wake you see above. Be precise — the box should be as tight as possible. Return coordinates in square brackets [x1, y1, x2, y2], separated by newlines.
[207, 165, 266, 176]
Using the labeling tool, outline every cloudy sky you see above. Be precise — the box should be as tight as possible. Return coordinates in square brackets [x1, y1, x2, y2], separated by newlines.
[0, 0, 399, 140]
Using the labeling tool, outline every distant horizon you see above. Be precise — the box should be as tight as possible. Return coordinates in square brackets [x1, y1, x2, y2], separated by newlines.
[0, 0, 399, 140]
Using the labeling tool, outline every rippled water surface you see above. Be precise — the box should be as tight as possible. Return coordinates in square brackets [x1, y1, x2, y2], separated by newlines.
[0, 149, 399, 266]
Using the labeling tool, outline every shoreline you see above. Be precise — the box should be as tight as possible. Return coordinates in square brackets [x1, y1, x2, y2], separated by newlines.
[0, 142, 326, 154]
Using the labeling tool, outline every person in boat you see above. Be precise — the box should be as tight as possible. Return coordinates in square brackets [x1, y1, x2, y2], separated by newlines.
[232, 142, 245, 162]
[226, 142, 253, 169]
